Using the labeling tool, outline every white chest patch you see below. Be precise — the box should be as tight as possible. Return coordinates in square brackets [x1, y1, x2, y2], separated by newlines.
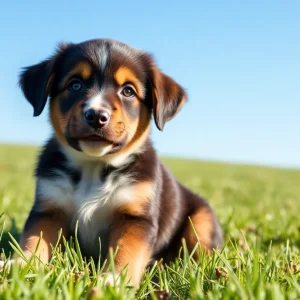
[37, 162, 135, 259]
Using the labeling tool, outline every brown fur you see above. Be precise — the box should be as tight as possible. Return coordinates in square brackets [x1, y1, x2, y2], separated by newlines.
[118, 104, 151, 157]
[182, 207, 215, 255]
[50, 95, 68, 145]
[108, 216, 153, 286]
[9, 39, 223, 287]
[114, 67, 144, 99]
[60, 62, 93, 87]
[117, 181, 153, 216]
[18, 210, 68, 264]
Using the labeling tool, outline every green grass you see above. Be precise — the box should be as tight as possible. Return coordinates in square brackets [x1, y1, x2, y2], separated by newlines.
[0, 143, 299, 299]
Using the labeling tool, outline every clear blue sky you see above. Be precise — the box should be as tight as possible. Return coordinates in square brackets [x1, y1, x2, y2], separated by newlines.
[0, 1, 299, 167]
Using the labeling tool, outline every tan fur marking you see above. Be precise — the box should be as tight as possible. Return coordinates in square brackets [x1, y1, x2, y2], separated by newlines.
[60, 62, 92, 88]
[17, 211, 68, 264]
[50, 95, 85, 146]
[118, 103, 151, 156]
[107, 181, 154, 285]
[117, 181, 153, 216]
[111, 100, 125, 133]
[114, 67, 144, 99]
[50, 96, 68, 145]
[182, 207, 214, 255]
[108, 223, 152, 286]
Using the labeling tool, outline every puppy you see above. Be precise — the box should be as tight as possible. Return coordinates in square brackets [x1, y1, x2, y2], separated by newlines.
[2, 39, 223, 286]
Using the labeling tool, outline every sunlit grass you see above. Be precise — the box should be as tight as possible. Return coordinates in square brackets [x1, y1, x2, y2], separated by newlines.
[0, 144, 299, 299]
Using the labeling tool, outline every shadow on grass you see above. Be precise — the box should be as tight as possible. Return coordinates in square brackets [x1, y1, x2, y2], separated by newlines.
[0, 216, 22, 257]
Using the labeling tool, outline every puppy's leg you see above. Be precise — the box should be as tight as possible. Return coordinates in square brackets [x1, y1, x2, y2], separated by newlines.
[12, 209, 69, 266]
[182, 205, 223, 257]
[106, 216, 155, 287]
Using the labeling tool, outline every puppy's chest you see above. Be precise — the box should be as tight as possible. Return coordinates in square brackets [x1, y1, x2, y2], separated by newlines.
[74, 166, 111, 219]
[75, 166, 132, 243]
[73, 168, 113, 257]
[38, 163, 134, 257]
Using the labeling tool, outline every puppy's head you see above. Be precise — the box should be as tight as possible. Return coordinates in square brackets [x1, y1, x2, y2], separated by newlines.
[20, 39, 186, 158]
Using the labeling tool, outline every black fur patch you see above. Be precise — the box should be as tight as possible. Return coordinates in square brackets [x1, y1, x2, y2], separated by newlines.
[36, 138, 81, 185]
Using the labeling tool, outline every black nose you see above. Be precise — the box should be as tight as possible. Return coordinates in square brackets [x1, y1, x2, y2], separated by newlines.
[84, 109, 111, 129]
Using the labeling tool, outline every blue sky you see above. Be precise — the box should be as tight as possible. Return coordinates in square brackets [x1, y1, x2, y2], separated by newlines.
[0, 1, 299, 167]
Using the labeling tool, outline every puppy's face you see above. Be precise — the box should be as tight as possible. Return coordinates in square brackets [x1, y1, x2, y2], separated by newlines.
[49, 41, 153, 157]
[20, 39, 187, 158]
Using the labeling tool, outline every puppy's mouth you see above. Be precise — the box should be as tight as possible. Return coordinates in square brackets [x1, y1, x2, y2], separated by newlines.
[65, 127, 127, 156]
[79, 134, 122, 153]
[81, 134, 111, 142]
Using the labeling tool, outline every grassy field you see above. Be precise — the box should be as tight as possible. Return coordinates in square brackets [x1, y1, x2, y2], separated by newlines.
[0, 143, 299, 299]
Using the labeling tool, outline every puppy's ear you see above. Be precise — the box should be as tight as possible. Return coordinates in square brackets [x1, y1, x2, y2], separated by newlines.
[19, 43, 70, 117]
[150, 67, 187, 131]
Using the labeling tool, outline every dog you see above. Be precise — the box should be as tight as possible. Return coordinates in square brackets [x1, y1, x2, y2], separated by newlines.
[1, 39, 223, 286]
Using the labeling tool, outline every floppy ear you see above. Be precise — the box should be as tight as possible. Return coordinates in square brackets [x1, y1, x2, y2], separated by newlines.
[151, 68, 187, 131]
[19, 43, 70, 117]
[19, 57, 56, 117]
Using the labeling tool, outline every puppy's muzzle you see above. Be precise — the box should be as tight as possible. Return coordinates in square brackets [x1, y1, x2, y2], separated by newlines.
[84, 109, 111, 129]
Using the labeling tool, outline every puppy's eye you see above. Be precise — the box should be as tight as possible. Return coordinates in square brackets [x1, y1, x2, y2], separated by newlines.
[68, 79, 82, 91]
[121, 86, 135, 98]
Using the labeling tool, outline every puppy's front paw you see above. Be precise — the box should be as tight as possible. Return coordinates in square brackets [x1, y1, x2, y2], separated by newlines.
[0, 259, 14, 269]
[102, 272, 120, 286]
[0, 257, 28, 270]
